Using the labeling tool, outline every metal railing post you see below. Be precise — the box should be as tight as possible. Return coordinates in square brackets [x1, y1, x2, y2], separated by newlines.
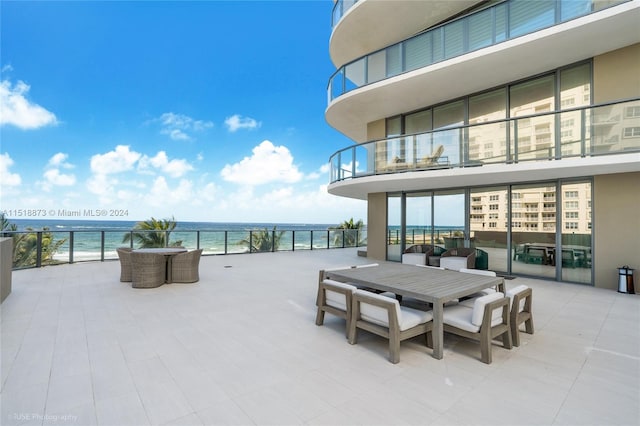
[69, 231, 74, 264]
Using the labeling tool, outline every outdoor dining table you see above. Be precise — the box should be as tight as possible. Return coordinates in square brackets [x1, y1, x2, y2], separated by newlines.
[324, 262, 505, 360]
[132, 247, 187, 283]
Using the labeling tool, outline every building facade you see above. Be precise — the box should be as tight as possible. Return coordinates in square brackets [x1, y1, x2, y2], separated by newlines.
[326, 0, 640, 289]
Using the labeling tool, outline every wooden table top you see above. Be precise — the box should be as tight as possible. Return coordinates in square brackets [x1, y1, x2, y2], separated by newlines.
[325, 262, 503, 304]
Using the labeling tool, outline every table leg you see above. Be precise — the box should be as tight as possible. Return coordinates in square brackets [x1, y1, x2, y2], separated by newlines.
[432, 303, 444, 359]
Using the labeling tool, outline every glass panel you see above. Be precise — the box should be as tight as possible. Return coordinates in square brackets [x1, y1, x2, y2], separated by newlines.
[330, 70, 344, 101]
[560, 63, 591, 109]
[469, 8, 494, 50]
[562, 0, 591, 20]
[387, 194, 402, 262]
[509, 0, 556, 38]
[510, 75, 555, 160]
[431, 27, 444, 63]
[469, 89, 507, 163]
[405, 32, 432, 72]
[405, 110, 433, 164]
[560, 181, 592, 284]
[511, 183, 556, 279]
[386, 44, 402, 77]
[444, 20, 464, 59]
[469, 187, 509, 272]
[434, 190, 465, 251]
[434, 101, 464, 165]
[406, 193, 432, 249]
[368, 50, 386, 84]
[354, 143, 373, 176]
[339, 148, 354, 180]
[345, 58, 366, 91]
[495, 2, 508, 42]
[330, 154, 340, 182]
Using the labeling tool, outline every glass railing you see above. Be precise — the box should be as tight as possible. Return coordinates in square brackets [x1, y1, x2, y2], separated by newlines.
[332, 0, 359, 28]
[328, 0, 628, 102]
[329, 99, 640, 183]
[1, 227, 368, 270]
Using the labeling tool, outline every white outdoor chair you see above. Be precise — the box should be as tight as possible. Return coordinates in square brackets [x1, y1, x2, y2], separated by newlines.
[458, 268, 501, 306]
[443, 292, 512, 364]
[402, 252, 427, 265]
[315, 275, 357, 337]
[506, 285, 534, 347]
[348, 289, 433, 364]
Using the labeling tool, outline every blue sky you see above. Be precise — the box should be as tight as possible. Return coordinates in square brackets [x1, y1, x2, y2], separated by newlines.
[0, 0, 366, 224]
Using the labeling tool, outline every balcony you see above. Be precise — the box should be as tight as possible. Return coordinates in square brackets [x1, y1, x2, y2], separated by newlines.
[328, 99, 640, 199]
[2, 249, 639, 424]
[326, 0, 639, 142]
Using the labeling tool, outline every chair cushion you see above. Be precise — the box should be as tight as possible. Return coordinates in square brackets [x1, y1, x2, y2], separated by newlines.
[402, 253, 427, 265]
[356, 290, 432, 331]
[506, 285, 529, 312]
[323, 280, 356, 310]
[471, 292, 504, 327]
[439, 257, 468, 271]
[459, 268, 496, 277]
[443, 305, 478, 333]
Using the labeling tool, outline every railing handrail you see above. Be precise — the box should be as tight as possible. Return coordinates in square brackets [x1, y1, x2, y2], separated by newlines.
[328, 0, 629, 101]
[1, 227, 369, 270]
[328, 98, 640, 183]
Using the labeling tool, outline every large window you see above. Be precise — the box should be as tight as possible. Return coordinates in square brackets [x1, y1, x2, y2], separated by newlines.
[388, 62, 591, 165]
[561, 181, 592, 283]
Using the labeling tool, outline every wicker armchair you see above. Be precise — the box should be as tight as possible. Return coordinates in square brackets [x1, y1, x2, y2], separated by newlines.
[170, 249, 203, 283]
[116, 247, 133, 282]
[131, 252, 167, 288]
[440, 247, 476, 270]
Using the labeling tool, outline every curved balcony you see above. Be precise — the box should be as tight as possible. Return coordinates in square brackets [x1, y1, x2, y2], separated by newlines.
[330, 0, 478, 67]
[327, 0, 639, 142]
[327, 99, 640, 198]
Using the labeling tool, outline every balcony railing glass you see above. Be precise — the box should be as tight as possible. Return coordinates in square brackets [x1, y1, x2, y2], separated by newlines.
[2, 228, 368, 270]
[328, 0, 628, 102]
[329, 99, 640, 183]
[332, 0, 359, 28]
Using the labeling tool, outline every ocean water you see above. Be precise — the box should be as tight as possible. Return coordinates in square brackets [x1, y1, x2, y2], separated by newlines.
[7, 219, 361, 261]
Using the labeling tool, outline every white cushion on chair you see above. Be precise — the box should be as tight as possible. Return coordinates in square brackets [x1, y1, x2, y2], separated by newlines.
[443, 305, 477, 333]
[471, 292, 504, 327]
[440, 257, 468, 271]
[402, 253, 427, 265]
[323, 279, 356, 310]
[459, 268, 496, 277]
[356, 290, 433, 331]
[506, 285, 529, 312]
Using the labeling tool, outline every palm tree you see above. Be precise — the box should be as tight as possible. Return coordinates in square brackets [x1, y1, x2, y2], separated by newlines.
[1, 214, 67, 267]
[330, 218, 364, 247]
[122, 216, 182, 248]
[239, 227, 286, 253]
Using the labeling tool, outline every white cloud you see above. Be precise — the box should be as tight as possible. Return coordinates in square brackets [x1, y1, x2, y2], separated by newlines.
[220, 140, 303, 185]
[306, 163, 331, 180]
[144, 176, 193, 207]
[155, 112, 213, 141]
[39, 152, 76, 191]
[90, 145, 141, 175]
[138, 151, 194, 178]
[42, 169, 76, 188]
[0, 79, 58, 129]
[0, 152, 21, 186]
[224, 114, 261, 132]
[47, 152, 74, 169]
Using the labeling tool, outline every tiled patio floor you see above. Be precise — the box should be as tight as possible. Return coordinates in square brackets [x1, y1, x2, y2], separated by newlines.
[1, 248, 638, 426]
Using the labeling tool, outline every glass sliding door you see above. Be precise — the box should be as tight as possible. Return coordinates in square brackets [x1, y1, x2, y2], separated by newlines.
[511, 183, 556, 279]
[387, 193, 403, 261]
[560, 181, 592, 283]
[433, 190, 465, 250]
[469, 187, 509, 272]
[405, 192, 432, 248]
